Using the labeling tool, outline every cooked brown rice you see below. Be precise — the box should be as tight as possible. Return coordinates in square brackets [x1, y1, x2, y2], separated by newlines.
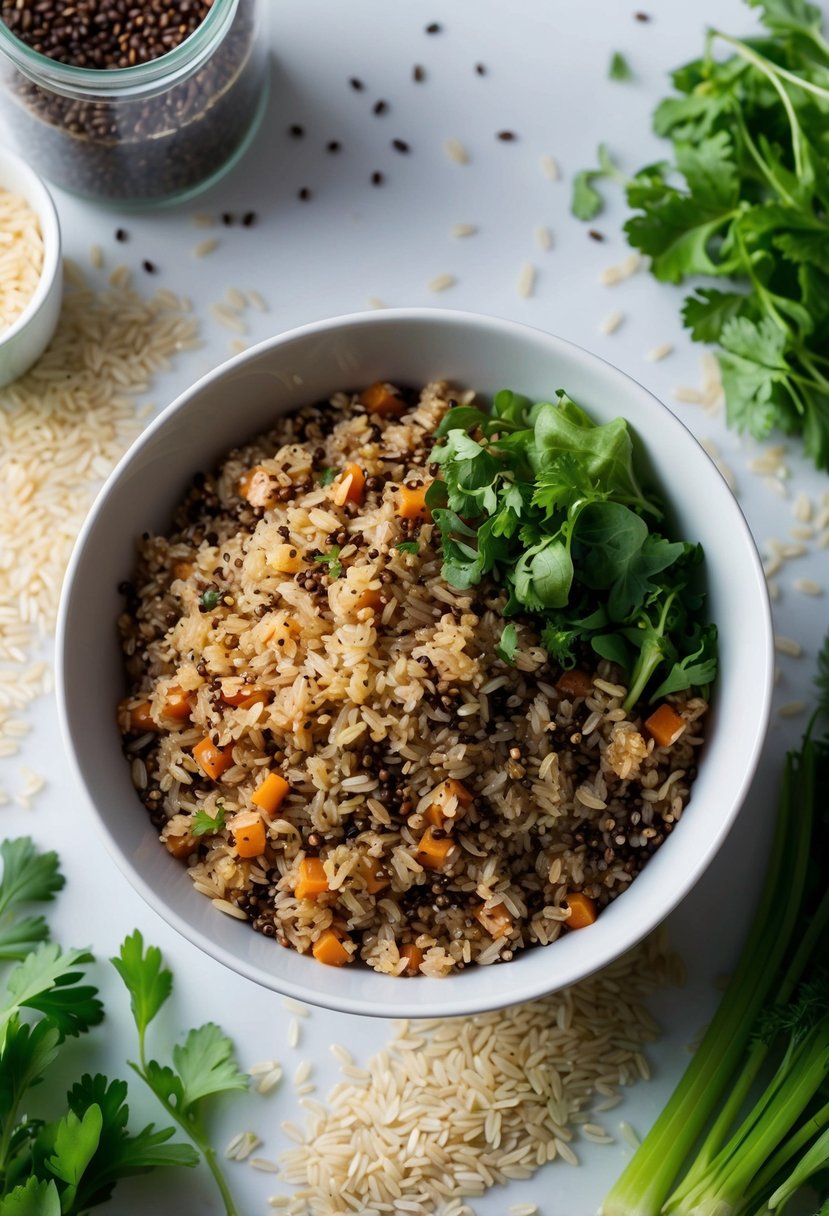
[117, 382, 707, 977]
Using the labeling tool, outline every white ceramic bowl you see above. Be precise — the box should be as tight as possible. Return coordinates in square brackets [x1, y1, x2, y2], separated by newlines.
[56, 309, 773, 1018]
[0, 145, 62, 387]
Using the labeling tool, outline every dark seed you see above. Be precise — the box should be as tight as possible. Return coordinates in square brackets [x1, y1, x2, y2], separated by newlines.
[326, 140, 341, 153]
[475, 62, 486, 75]
[373, 99, 388, 115]
[634, 10, 651, 20]
[425, 21, 441, 33]
[413, 64, 425, 82]
[371, 171, 384, 186]
[298, 187, 311, 201]
[497, 130, 516, 141]
[289, 124, 304, 138]
[142, 259, 157, 274]
[242, 211, 257, 227]
[115, 227, 128, 242]
[392, 138, 410, 153]
[588, 229, 605, 241]
[221, 212, 235, 226]
[349, 77, 364, 91]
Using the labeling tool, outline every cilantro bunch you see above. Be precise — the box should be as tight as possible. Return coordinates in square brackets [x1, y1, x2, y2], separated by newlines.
[580, 0, 829, 471]
[427, 390, 717, 710]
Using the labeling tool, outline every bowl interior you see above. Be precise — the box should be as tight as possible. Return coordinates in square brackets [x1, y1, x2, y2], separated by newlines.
[57, 310, 773, 1017]
[0, 146, 61, 346]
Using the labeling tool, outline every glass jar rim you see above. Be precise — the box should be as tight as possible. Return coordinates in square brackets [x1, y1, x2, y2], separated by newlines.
[0, 0, 239, 97]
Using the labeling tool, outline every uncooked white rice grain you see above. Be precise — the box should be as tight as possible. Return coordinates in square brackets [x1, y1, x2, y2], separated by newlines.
[428, 273, 456, 293]
[509, 1204, 539, 1215]
[367, 296, 386, 309]
[247, 289, 269, 312]
[443, 138, 470, 164]
[211, 897, 247, 920]
[599, 309, 624, 335]
[294, 1060, 312, 1085]
[778, 700, 807, 718]
[330, 1043, 354, 1066]
[268, 1199, 291, 1210]
[619, 1120, 641, 1149]
[535, 225, 552, 251]
[541, 153, 560, 180]
[516, 263, 536, 298]
[282, 997, 310, 1017]
[645, 342, 673, 363]
[192, 213, 215, 227]
[775, 635, 802, 657]
[451, 223, 478, 238]
[89, 243, 104, 269]
[288, 1018, 300, 1048]
[794, 578, 822, 596]
[673, 386, 705, 404]
[249, 1157, 280, 1173]
[225, 1130, 262, 1161]
[194, 237, 220, 258]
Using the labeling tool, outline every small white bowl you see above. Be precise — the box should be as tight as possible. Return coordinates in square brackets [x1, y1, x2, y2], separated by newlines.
[0, 144, 62, 387]
[56, 310, 774, 1019]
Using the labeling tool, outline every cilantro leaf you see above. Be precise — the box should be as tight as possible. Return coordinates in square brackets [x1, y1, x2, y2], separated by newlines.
[571, 144, 625, 220]
[0, 1178, 61, 1216]
[2, 945, 103, 1044]
[395, 541, 419, 555]
[313, 546, 342, 579]
[172, 1024, 248, 1112]
[496, 623, 518, 665]
[190, 805, 226, 837]
[681, 288, 748, 343]
[609, 51, 633, 80]
[318, 467, 337, 486]
[111, 931, 172, 1046]
[0, 841, 63, 961]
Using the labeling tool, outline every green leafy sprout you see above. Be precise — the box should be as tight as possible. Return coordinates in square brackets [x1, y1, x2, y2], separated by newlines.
[609, 51, 634, 80]
[190, 804, 226, 838]
[429, 390, 717, 710]
[313, 545, 342, 580]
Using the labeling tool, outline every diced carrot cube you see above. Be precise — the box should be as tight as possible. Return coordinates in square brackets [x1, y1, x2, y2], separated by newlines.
[358, 382, 405, 416]
[361, 857, 389, 894]
[312, 929, 352, 967]
[331, 463, 366, 507]
[565, 891, 598, 930]
[415, 828, 454, 871]
[396, 483, 431, 521]
[473, 901, 513, 939]
[399, 943, 423, 975]
[351, 587, 384, 614]
[164, 833, 194, 860]
[251, 772, 290, 817]
[162, 685, 192, 721]
[556, 669, 594, 699]
[644, 703, 686, 747]
[193, 736, 234, 780]
[118, 698, 159, 734]
[295, 857, 329, 900]
[270, 543, 305, 573]
[229, 814, 266, 859]
[221, 685, 268, 709]
[425, 779, 473, 829]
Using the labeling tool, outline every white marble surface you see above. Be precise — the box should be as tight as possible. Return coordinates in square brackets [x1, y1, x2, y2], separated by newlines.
[3, 1, 828, 1212]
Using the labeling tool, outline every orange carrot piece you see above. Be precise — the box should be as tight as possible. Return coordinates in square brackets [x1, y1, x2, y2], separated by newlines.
[164, 833, 194, 860]
[473, 901, 513, 939]
[295, 857, 329, 900]
[415, 828, 454, 871]
[251, 772, 290, 817]
[396, 483, 431, 521]
[644, 703, 686, 748]
[565, 891, 598, 930]
[312, 929, 352, 967]
[231, 816, 266, 859]
[361, 857, 389, 894]
[556, 669, 594, 699]
[399, 943, 424, 975]
[162, 686, 192, 721]
[221, 686, 268, 709]
[351, 588, 384, 614]
[171, 560, 193, 580]
[193, 736, 234, 780]
[358, 382, 405, 416]
[426, 779, 473, 829]
[118, 698, 158, 734]
[239, 465, 276, 506]
[331, 463, 366, 507]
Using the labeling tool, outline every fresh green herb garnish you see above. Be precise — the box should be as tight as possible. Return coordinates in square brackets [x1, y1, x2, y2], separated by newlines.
[112, 932, 248, 1216]
[609, 51, 633, 80]
[571, 143, 626, 220]
[602, 631, 829, 1216]
[0, 842, 195, 1216]
[190, 804, 226, 838]
[430, 390, 717, 709]
[200, 589, 220, 611]
[313, 545, 342, 579]
[319, 467, 338, 487]
[396, 541, 419, 555]
[495, 622, 518, 665]
[585, 0, 829, 471]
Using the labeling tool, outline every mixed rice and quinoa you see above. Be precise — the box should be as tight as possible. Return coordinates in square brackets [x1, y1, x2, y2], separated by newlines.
[117, 381, 707, 977]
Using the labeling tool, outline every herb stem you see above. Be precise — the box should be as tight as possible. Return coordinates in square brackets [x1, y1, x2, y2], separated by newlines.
[732, 107, 797, 207]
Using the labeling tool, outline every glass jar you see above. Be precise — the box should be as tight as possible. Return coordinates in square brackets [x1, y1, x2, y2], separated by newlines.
[0, 0, 269, 207]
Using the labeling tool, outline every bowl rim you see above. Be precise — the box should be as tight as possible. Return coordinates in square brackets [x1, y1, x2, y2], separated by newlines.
[0, 145, 62, 348]
[56, 307, 775, 1018]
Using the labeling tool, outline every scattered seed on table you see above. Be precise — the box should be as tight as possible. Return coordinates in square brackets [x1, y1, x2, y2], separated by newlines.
[541, 153, 560, 180]
[249, 1158, 280, 1173]
[413, 64, 425, 82]
[428, 273, 456, 292]
[326, 140, 341, 153]
[193, 237, 219, 258]
[497, 129, 517, 141]
[635, 10, 651, 19]
[775, 634, 802, 657]
[475, 62, 487, 75]
[242, 210, 257, 227]
[289, 124, 304, 138]
[588, 229, 605, 241]
[142, 259, 157, 274]
[373, 99, 388, 115]
[790, 525, 814, 540]
[349, 76, 364, 91]
[392, 138, 410, 153]
[599, 309, 624, 335]
[89, 243, 104, 269]
[225, 287, 246, 310]
[646, 342, 673, 363]
[535, 225, 552, 251]
[794, 578, 822, 596]
[371, 171, 384, 186]
[115, 227, 129, 242]
[367, 296, 386, 309]
[298, 187, 312, 201]
[778, 701, 806, 718]
[516, 263, 536, 298]
[191, 213, 214, 228]
[247, 289, 268, 312]
[673, 386, 704, 404]
[221, 212, 235, 225]
[443, 137, 469, 164]
[288, 1017, 300, 1048]
[425, 21, 441, 33]
[210, 304, 247, 334]
[451, 223, 477, 238]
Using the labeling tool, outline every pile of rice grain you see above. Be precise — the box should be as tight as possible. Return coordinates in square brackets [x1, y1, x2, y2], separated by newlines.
[0, 188, 43, 332]
[0, 266, 200, 793]
[276, 932, 677, 1215]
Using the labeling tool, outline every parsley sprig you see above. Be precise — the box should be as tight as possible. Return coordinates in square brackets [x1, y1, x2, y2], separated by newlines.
[0, 840, 196, 1216]
[313, 545, 342, 579]
[429, 391, 717, 710]
[577, 0, 829, 471]
[112, 932, 248, 1216]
